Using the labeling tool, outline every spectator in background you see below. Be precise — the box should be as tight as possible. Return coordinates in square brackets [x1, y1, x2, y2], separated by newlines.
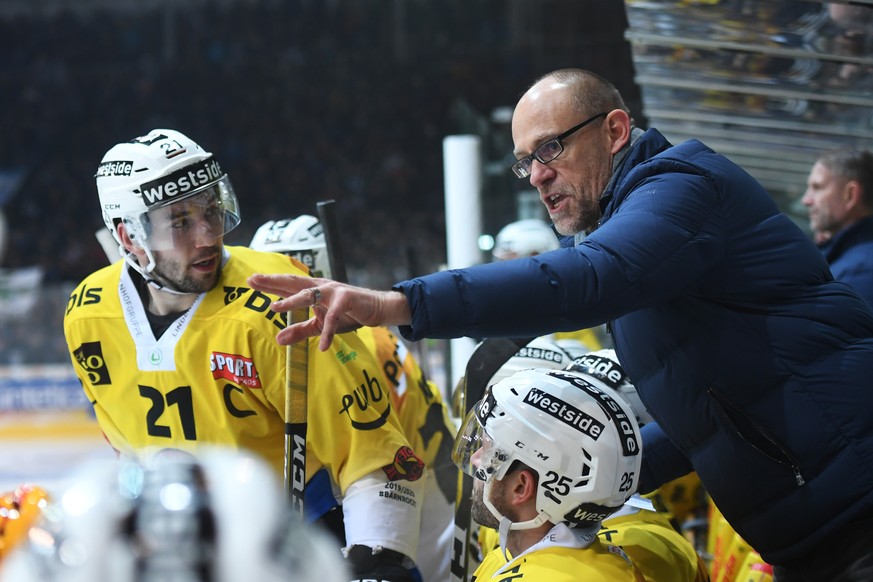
[802, 148, 873, 307]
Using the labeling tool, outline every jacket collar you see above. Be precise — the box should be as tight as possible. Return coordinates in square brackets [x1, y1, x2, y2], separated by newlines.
[599, 128, 672, 215]
[560, 127, 673, 247]
[820, 214, 873, 261]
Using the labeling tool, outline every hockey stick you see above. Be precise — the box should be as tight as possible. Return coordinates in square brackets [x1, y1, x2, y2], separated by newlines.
[316, 200, 348, 284]
[285, 201, 345, 514]
[285, 307, 309, 515]
[450, 336, 533, 582]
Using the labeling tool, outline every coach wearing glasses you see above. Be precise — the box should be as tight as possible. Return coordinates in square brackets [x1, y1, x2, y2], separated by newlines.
[250, 68, 873, 582]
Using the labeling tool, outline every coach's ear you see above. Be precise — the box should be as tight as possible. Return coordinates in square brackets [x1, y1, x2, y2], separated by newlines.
[605, 109, 632, 155]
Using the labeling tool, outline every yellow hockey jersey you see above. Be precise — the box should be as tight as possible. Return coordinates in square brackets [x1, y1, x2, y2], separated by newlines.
[472, 533, 642, 582]
[358, 325, 457, 501]
[357, 325, 458, 582]
[598, 501, 710, 582]
[63, 247, 422, 494]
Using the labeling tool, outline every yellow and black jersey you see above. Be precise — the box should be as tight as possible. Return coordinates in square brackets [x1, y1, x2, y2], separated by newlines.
[473, 536, 642, 582]
[358, 326, 457, 499]
[598, 500, 710, 582]
[63, 246, 421, 493]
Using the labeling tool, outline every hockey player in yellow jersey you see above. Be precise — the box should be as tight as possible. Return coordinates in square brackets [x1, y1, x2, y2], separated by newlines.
[250, 216, 457, 582]
[63, 129, 425, 582]
[453, 367, 645, 581]
[473, 346, 705, 581]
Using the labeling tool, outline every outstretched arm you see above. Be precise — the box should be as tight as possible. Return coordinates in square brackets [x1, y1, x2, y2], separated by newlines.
[247, 273, 412, 351]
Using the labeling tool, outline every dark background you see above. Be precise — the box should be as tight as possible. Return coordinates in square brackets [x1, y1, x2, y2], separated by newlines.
[0, 0, 640, 288]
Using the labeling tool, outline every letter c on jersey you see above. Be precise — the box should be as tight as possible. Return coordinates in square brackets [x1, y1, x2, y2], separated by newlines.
[223, 385, 256, 418]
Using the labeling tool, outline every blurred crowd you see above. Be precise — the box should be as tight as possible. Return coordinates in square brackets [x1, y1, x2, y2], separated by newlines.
[0, 0, 637, 287]
[0, 0, 636, 366]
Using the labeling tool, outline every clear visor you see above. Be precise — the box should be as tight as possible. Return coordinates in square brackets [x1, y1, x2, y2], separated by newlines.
[127, 176, 241, 252]
[452, 407, 508, 482]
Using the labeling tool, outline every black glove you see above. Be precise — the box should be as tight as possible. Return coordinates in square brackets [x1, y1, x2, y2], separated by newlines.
[346, 544, 417, 582]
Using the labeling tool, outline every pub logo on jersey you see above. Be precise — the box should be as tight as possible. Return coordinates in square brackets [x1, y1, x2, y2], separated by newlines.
[73, 341, 112, 385]
[210, 352, 262, 389]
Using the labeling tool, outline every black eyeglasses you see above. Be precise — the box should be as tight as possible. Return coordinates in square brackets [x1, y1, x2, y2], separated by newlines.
[510, 112, 607, 179]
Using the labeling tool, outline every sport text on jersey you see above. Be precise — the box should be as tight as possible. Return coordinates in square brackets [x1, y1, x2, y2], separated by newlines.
[138, 157, 223, 208]
[550, 370, 640, 457]
[210, 352, 262, 389]
[523, 388, 604, 441]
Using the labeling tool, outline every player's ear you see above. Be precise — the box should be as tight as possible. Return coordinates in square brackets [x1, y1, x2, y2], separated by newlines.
[510, 467, 539, 506]
[117, 222, 145, 257]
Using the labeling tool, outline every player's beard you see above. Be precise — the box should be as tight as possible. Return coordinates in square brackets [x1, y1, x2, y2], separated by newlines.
[471, 477, 509, 529]
[151, 247, 222, 294]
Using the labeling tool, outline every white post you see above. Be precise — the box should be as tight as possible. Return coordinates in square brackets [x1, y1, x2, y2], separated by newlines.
[442, 135, 482, 402]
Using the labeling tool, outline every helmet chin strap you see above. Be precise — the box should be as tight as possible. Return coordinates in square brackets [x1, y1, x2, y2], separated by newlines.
[484, 479, 552, 561]
[122, 247, 195, 297]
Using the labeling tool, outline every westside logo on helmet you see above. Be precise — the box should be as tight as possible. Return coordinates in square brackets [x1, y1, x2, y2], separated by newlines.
[138, 157, 223, 207]
[550, 370, 640, 457]
[95, 160, 133, 178]
[523, 387, 604, 440]
[516, 346, 566, 364]
[570, 354, 627, 390]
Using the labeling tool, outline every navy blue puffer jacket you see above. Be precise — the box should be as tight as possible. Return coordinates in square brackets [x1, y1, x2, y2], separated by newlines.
[394, 129, 873, 565]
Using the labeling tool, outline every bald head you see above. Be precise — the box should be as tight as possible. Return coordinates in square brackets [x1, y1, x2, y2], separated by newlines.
[511, 69, 633, 236]
[521, 69, 631, 120]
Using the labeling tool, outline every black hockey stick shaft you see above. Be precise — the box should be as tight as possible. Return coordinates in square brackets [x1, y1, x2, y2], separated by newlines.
[317, 199, 348, 284]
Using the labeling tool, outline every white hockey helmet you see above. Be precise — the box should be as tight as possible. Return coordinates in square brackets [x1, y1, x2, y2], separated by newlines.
[249, 216, 330, 277]
[552, 337, 592, 360]
[487, 336, 571, 386]
[451, 337, 572, 418]
[96, 129, 240, 274]
[492, 219, 559, 260]
[0, 448, 347, 582]
[564, 349, 654, 426]
[453, 368, 642, 530]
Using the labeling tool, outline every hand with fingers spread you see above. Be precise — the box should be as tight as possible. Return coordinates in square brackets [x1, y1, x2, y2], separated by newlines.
[247, 273, 412, 351]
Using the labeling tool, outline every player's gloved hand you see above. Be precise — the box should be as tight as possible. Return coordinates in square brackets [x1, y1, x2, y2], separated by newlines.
[345, 545, 419, 582]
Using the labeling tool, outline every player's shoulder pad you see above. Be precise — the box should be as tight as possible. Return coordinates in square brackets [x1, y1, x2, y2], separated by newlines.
[226, 246, 311, 277]
[64, 262, 124, 322]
